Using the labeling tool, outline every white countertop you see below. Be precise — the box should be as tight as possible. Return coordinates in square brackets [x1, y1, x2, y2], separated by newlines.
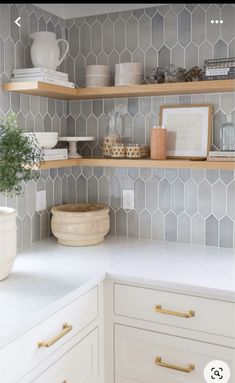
[0, 235, 235, 347]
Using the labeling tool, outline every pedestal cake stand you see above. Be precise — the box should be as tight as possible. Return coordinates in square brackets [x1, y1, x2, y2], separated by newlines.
[58, 136, 95, 158]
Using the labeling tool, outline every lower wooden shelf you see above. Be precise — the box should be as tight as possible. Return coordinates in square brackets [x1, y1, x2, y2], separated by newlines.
[38, 158, 235, 170]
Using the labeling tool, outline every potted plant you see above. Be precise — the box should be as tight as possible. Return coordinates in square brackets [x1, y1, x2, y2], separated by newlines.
[0, 113, 43, 280]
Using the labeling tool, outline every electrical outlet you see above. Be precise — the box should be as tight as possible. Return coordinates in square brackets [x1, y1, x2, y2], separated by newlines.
[36, 190, 46, 211]
[123, 189, 134, 210]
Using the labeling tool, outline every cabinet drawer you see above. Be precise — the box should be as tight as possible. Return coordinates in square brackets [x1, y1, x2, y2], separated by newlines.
[115, 324, 235, 383]
[32, 328, 98, 383]
[0, 287, 98, 383]
[114, 283, 235, 338]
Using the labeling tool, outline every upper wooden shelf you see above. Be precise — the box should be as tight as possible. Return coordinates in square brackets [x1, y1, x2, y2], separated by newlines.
[39, 158, 235, 170]
[2, 79, 235, 100]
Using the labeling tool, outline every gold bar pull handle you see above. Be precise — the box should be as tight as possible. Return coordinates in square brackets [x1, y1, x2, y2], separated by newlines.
[155, 305, 195, 318]
[38, 323, 73, 348]
[155, 357, 195, 373]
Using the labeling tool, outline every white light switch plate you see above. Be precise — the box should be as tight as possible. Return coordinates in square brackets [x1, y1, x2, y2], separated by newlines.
[123, 189, 134, 210]
[36, 190, 46, 211]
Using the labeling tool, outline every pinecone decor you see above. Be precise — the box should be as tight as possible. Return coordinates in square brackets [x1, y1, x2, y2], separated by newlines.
[147, 67, 165, 84]
[185, 66, 204, 81]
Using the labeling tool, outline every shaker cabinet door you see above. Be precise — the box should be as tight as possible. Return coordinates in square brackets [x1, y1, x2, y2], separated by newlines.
[32, 328, 99, 383]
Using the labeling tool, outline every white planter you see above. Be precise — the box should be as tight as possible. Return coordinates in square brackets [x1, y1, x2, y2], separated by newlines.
[30, 32, 69, 70]
[0, 207, 17, 280]
[51, 203, 110, 246]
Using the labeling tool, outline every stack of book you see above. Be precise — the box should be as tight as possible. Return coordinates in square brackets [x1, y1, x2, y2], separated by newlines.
[43, 148, 68, 161]
[207, 151, 235, 162]
[11, 68, 75, 88]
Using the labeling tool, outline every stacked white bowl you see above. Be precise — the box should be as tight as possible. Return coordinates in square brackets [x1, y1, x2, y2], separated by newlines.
[25, 132, 58, 149]
[85, 65, 111, 87]
[115, 63, 144, 85]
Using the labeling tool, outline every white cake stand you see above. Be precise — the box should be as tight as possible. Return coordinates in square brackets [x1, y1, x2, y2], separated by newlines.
[58, 136, 95, 158]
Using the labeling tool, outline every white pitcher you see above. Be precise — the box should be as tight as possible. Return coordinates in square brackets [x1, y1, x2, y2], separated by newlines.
[30, 32, 69, 70]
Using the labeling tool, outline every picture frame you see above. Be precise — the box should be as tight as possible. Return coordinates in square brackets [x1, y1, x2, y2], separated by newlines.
[160, 104, 213, 159]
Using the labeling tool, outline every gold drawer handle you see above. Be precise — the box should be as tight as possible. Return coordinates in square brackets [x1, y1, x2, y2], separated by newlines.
[155, 305, 195, 318]
[155, 357, 195, 373]
[38, 323, 73, 348]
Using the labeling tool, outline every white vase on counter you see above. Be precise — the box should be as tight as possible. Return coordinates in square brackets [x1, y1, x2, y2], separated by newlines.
[30, 32, 69, 70]
[0, 207, 17, 280]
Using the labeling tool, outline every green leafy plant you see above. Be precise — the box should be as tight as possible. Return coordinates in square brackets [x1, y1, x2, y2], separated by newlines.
[0, 113, 44, 197]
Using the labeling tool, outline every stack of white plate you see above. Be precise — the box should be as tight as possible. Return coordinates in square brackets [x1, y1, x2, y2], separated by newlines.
[115, 63, 144, 85]
[85, 65, 111, 87]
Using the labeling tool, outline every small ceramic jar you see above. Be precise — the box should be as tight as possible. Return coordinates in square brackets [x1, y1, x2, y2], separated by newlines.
[126, 143, 142, 159]
[111, 143, 126, 159]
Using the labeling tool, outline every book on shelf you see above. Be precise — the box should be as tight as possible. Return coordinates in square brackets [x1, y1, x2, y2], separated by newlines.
[12, 72, 69, 81]
[207, 156, 235, 162]
[12, 67, 68, 79]
[43, 153, 68, 161]
[208, 151, 235, 158]
[11, 76, 75, 88]
[43, 148, 68, 155]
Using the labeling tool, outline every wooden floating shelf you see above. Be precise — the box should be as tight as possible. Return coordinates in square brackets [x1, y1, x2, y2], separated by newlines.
[39, 158, 235, 171]
[2, 79, 235, 100]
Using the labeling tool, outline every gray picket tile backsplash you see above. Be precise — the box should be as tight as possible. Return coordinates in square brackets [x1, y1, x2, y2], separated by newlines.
[0, 3, 234, 248]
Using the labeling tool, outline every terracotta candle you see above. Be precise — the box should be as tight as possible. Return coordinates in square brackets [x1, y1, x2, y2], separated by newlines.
[150, 125, 167, 160]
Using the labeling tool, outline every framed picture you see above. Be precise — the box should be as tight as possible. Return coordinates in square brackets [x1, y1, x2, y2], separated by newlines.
[160, 104, 212, 159]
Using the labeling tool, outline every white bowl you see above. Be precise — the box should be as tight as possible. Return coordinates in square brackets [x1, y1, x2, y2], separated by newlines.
[85, 75, 111, 87]
[115, 62, 143, 74]
[26, 132, 58, 149]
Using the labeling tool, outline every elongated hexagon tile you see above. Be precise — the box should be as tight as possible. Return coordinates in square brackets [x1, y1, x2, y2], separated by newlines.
[98, 176, 109, 205]
[178, 213, 190, 243]
[212, 180, 226, 219]
[40, 211, 50, 240]
[44, 113, 51, 132]
[76, 175, 87, 203]
[199, 180, 212, 218]
[139, 14, 151, 51]
[53, 176, 62, 206]
[75, 55, 85, 87]
[179, 169, 191, 182]
[126, 16, 138, 52]
[110, 176, 121, 211]
[152, 210, 164, 241]
[159, 45, 170, 70]
[172, 44, 185, 69]
[199, 41, 213, 67]
[32, 212, 40, 242]
[103, 19, 114, 55]
[20, 7, 30, 47]
[93, 100, 103, 118]
[4, 38, 14, 79]
[0, 4, 10, 40]
[214, 39, 227, 59]
[185, 179, 198, 217]
[134, 177, 145, 212]
[146, 178, 158, 213]
[172, 179, 184, 216]
[69, 24, 79, 58]
[145, 47, 158, 78]
[128, 98, 139, 117]
[39, 15, 46, 31]
[220, 216, 233, 248]
[66, 115, 75, 136]
[221, 4, 235, 43]
[120, 49, 131, 64]
[191, 213, 205, 245]
[80, 22, 91, 57]
[97, 51, 108, 65]
[206, 169, 219, 184]
[159, 178, 171, 214]
[108, 50, 119, 80]
[145, 6, 157, 18]
[227, 181, 235, 220]
[152, 13, 163, 50]
[116, 208, 127, 237]
[165, 169, 177, 182]
[165, 212, 177, 242]
[128, 210, 139, 238]
[114, 17, 125, 53]
[206, 4, 220, 44]
[23, 215, 32, 247]
[221, 93, 234, 115]
[229, 38, 235, 57]
[178, 9, 191, 47]
[158, 4, 171, 16]
[140, 210, 151, 239]
[165, 10, 177, 48]
[140, 168, 152, 181]
[185, 42, 198, 69]
[10, 4, 19, 43]
[205, 215, 218, 247]
[15, 41, 25, 69]
[88, 175, 98, 203]
[11, 93, 20, 115]
[192, 6, 205, 45]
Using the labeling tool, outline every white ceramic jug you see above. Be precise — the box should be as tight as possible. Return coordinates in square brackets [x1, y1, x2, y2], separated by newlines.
[30, 32, 69, 70]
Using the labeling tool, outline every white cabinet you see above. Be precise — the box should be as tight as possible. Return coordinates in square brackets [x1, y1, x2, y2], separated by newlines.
[113, 282, 235, 383]
[32, 328, 99, 383]
[0, 287, 98, 383]
[115, 325, 235, 383]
